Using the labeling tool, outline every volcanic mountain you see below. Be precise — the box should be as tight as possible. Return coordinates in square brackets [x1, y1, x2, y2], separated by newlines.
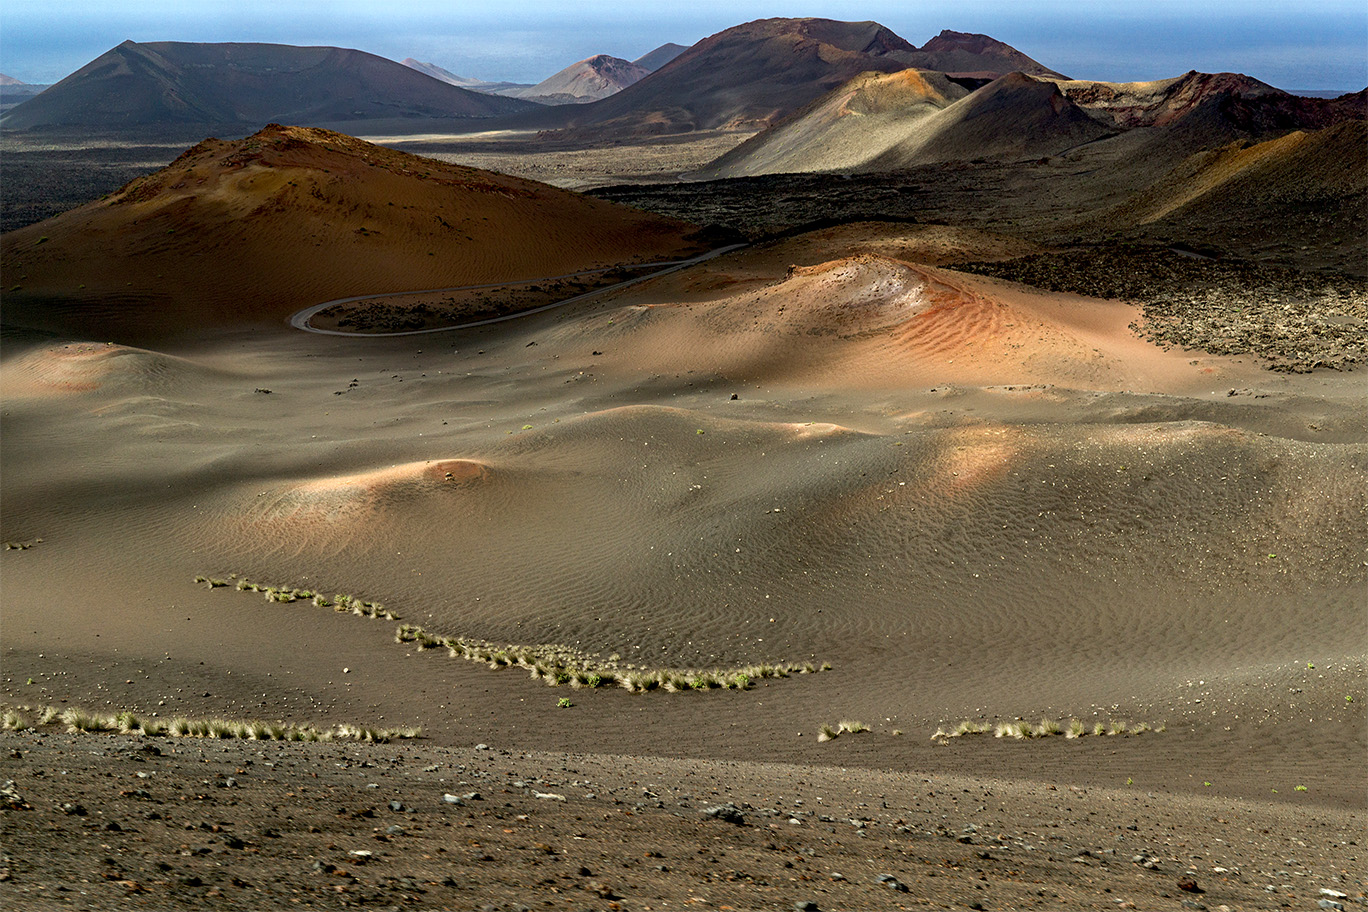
[914, 30, 1065, 79]
[700, 71, 1110, 178]
[1054, 71, 1367, 155]
[695, 69, 969, 177]
[501, 54, 651, 104]
[0, 74, 47, 113]
[0, 124, 705, 340]
[0, 41, 536, 131]
[399, 58, 530, 95]
[499, 17, 1060, 137]
[633, 43, 690, 72]
[1104, 119, 1368, 270]
[697, 65, 1366, 179]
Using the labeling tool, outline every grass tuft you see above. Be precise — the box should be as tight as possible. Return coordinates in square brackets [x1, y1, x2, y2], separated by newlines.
[936, 716, 1163, 743]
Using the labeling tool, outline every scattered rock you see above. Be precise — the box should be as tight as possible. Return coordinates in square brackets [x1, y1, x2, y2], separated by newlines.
[701, 804, 745, 825]
[1178, 877, 1203, 893]
[876, 873, 909, 892]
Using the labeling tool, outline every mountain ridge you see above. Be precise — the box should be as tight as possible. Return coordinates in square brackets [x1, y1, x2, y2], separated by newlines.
[1, 41, 537, 131]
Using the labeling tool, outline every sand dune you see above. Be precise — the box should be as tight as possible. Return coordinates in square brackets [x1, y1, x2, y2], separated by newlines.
[0, 124, 705, 341]
[1, 341, 216, 397]
[0, 107, 1362, 910]
[564, 248, 1214, 391]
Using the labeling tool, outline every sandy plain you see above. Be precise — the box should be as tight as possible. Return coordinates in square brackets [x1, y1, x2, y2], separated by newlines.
[0, 126, 1364, 910]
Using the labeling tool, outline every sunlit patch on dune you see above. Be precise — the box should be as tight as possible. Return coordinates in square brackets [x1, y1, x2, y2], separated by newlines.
[296, 458, 492, 496]
[938, 426, 1025, 495]
[782, 421, 858, 439]
[248, 459, 492, 527]
[2, 342, 193, 396]
[1091, 421, 1248, 450]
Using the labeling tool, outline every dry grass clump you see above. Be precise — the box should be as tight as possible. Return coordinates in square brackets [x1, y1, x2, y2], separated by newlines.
[2, 704, 420, 743]
[199, 575, 399, 620]
[395, 622, 827, 695]
[816, 719, 872, 742]
[932, 717, 1166, 743]
[204, 575, 828, 696]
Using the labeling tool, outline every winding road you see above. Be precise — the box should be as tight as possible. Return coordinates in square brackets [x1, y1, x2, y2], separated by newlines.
[288, 244, 746, 337]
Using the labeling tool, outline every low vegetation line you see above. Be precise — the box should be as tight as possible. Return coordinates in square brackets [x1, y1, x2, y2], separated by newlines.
[2, 705, 419, 743]
[395, 623, 830, 694]
[199, 574, 830, 695]
[196, 575, 399, 620]
[932, 718, 1166, 743]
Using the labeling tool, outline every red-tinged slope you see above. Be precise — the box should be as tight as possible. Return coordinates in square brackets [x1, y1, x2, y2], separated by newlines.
[0, 124, 706, 340]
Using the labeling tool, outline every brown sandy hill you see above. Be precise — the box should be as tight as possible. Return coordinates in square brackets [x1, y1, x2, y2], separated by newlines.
[1102, 120, 1368, 268]
[493, 18, 1058, 138]
[501, 54, 651, 105]
[0, 124, 705, 341]
[633, 42, 690, 72]
[0, 40, 536, 132]
[701, 71, 1110, 178]
[696, 69, 968, 178]
[1116, 120, 1368, 224]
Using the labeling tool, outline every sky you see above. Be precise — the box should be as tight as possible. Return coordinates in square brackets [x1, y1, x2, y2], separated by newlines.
[2, 1, 1365, 91]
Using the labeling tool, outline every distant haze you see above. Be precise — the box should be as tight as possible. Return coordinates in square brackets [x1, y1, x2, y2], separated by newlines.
[3, 1, 1365, 92]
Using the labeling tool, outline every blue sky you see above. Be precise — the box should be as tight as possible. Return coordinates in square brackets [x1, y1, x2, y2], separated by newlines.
[3, 1, 1365, 91]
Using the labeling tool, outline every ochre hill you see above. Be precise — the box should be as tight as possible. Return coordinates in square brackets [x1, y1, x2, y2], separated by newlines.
[1, 124, 706, 340]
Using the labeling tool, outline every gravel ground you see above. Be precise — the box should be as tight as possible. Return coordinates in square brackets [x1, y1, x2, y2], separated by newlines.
[956, 244, 1368, 372]
[2, 730, 1363, 911]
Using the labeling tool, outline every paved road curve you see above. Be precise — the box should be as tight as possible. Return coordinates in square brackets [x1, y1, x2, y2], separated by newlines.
[288, 244, 746, 337]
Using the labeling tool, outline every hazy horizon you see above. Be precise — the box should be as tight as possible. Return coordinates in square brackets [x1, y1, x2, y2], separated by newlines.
[2, 1, 1365, 92]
